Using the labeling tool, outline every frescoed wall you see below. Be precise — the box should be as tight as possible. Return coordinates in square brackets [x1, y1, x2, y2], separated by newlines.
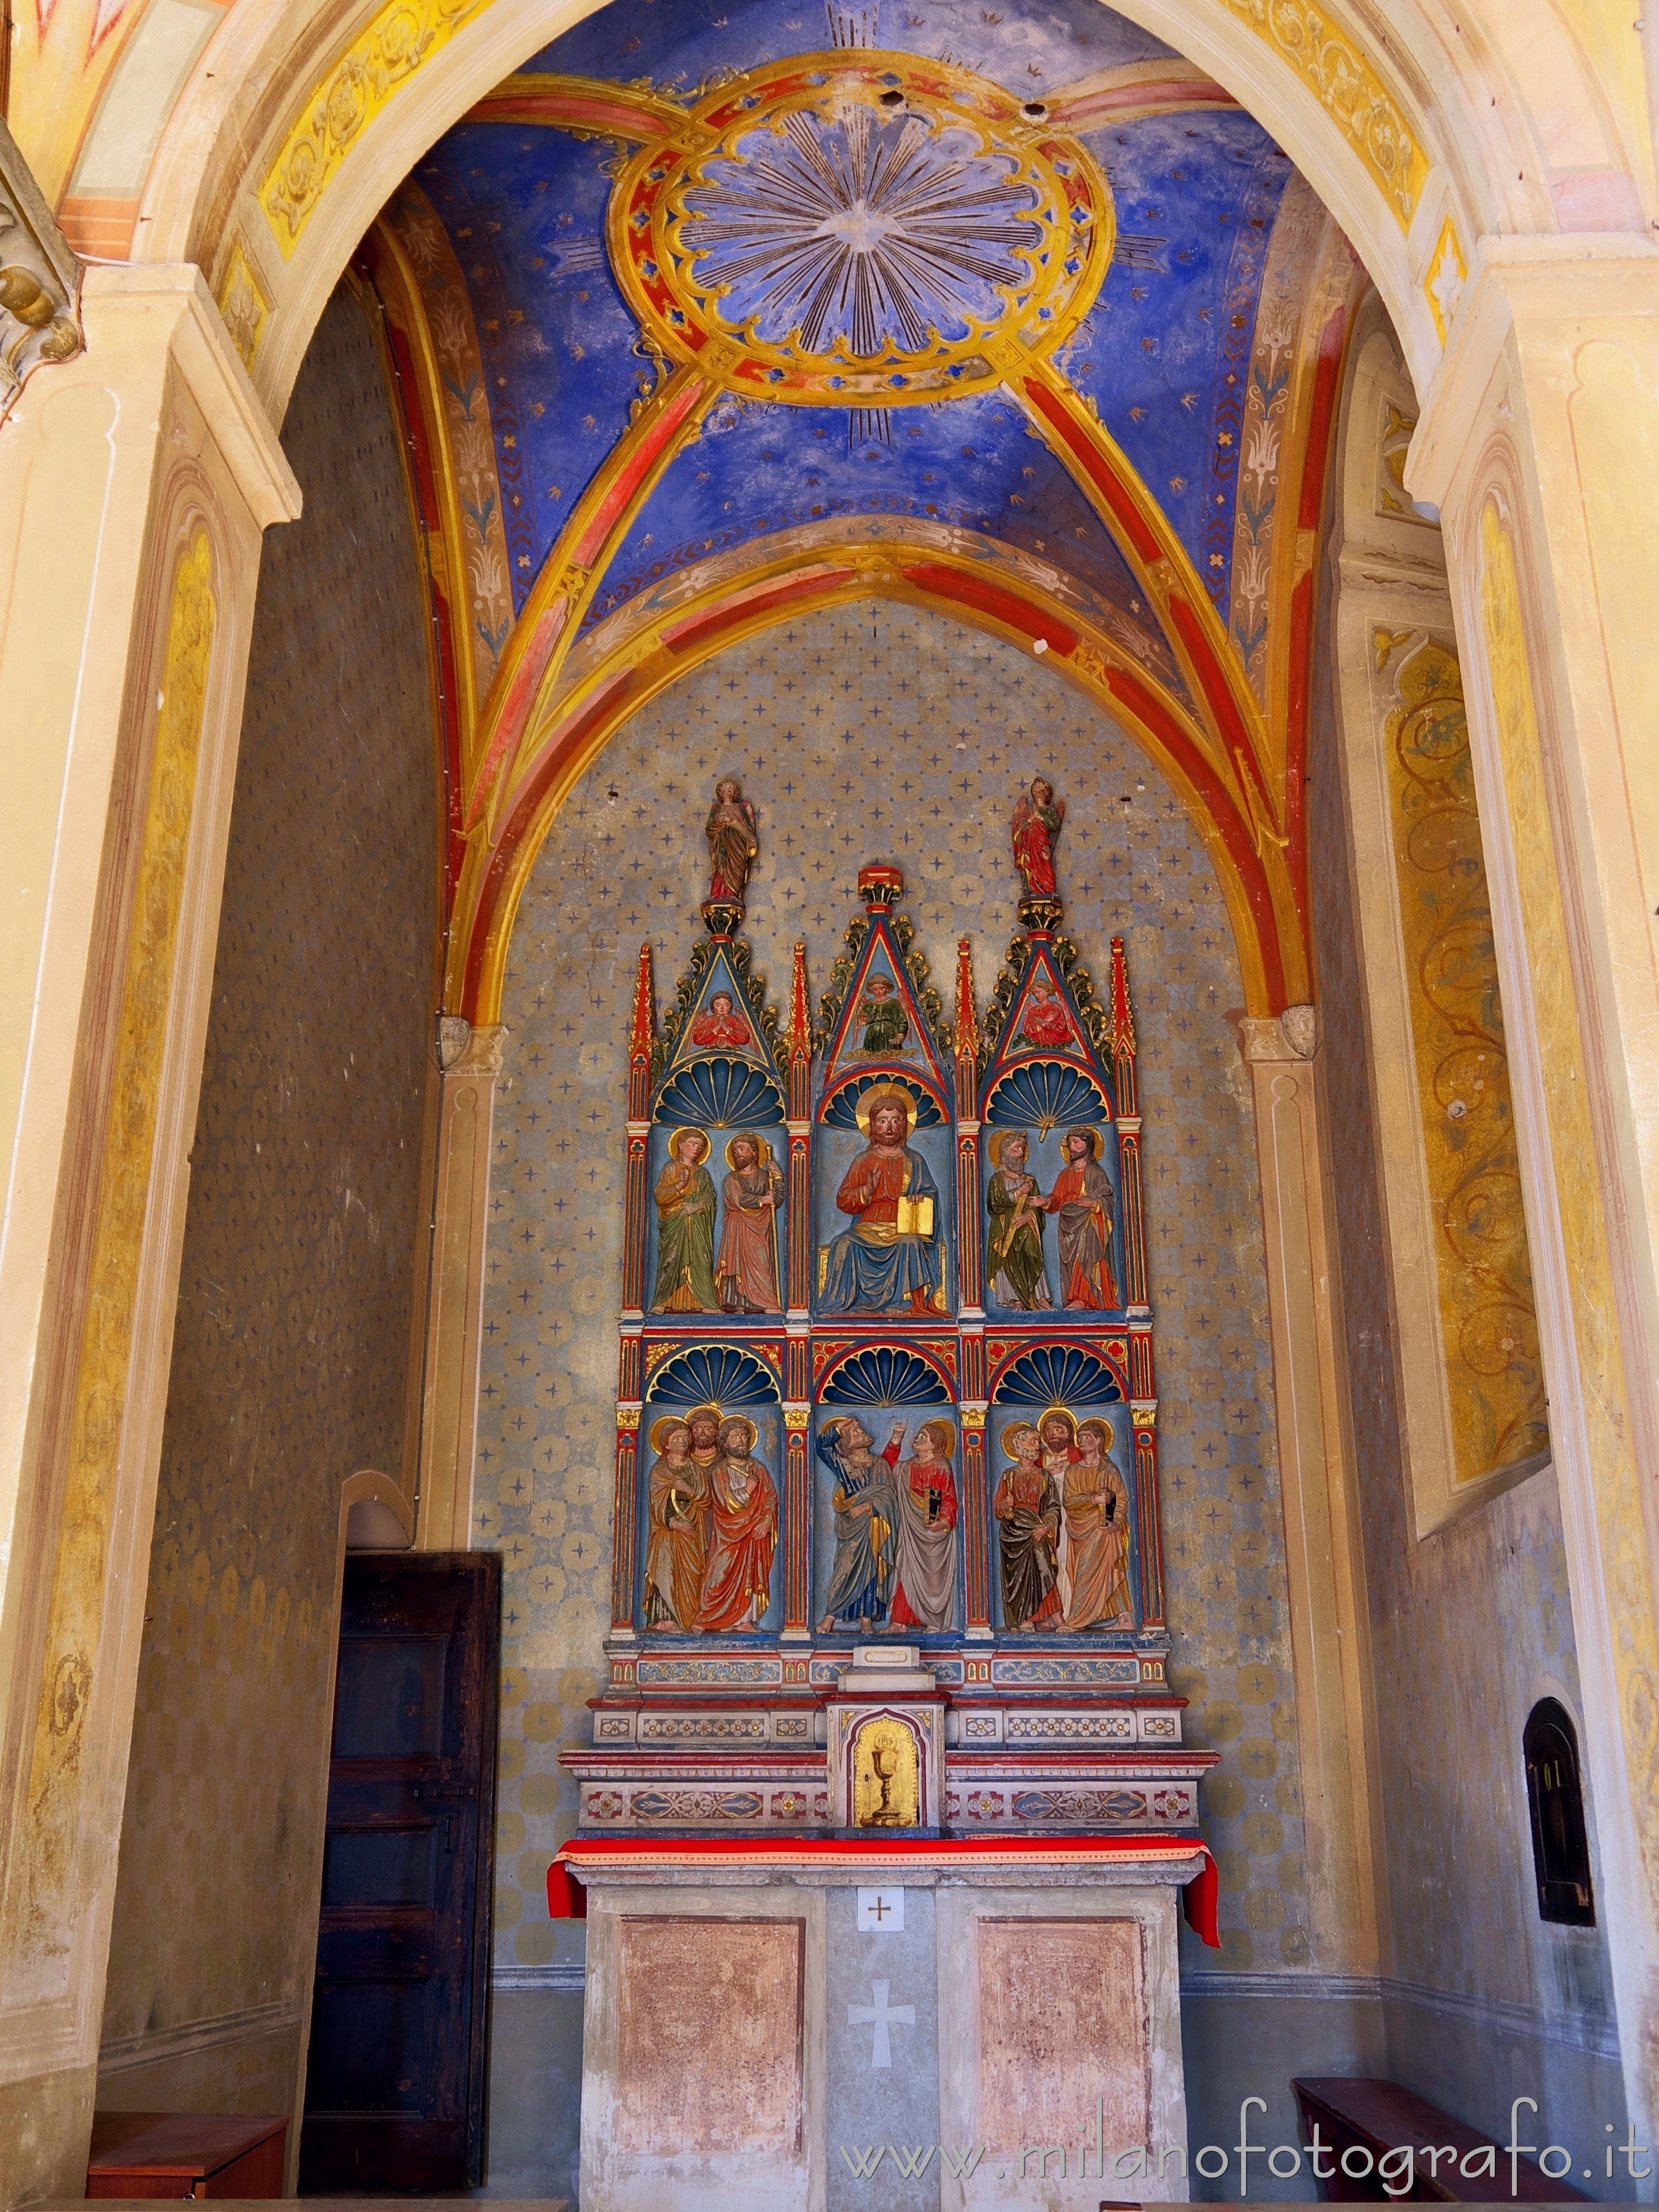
[96, 286, 438, 2122]
[477, 603, 1308, 1987]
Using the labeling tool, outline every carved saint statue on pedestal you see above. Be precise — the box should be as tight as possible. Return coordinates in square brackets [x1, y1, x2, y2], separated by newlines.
[1011, 776, 1065, 899]
[705, 777, 758, 907]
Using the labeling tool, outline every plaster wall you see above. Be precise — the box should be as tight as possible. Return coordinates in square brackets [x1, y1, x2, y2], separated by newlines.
[1308, 398, 1626, 2168]
[95, 285, 438, 2135]
[474, 605, 1333, 2136]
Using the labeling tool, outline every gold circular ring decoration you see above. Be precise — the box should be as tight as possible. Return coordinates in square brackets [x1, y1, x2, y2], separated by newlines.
[608, 52, 1113, 407]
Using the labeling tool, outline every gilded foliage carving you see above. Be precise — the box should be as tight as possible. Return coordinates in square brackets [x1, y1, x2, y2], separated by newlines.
[0, 118, 82, 420]
[24, 530, 216, 1932]
[1381, 635, 1545, 1481]
[216, 242, 269, 371]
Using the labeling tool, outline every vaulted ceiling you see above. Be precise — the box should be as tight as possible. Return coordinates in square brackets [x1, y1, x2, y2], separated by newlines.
[357, 0, 1360, 1021]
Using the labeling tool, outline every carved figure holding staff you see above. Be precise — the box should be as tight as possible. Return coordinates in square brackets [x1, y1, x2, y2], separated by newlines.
[717, 1132, 783, 1314]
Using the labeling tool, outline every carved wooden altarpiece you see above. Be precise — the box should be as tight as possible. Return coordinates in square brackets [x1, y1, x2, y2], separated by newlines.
[565, 801, 1215, 1844]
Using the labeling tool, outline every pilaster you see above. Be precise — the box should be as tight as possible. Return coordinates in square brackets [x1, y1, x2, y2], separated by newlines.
[1238, 1010, 1381, 1981]
[0, 263, 298, 2199]
[416, 1018, 508, 1551]
[1410, 235, 1659, 2163]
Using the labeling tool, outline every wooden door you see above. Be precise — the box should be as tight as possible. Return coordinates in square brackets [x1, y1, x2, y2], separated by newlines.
[299, 1552, 499, 2191]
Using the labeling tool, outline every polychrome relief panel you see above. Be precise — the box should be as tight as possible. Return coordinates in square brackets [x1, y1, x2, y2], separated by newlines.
[479, 606, 1306, 1971]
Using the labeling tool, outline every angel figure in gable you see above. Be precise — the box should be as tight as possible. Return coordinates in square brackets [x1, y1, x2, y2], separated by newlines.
[689, 990, 753, 1050]
[1018, 970, 1076, 1050]
[856, 971, 911, 1057]
[821, 1087, 943, 1315]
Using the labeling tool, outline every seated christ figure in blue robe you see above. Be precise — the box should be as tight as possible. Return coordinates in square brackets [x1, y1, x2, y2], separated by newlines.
[820, 1089, 944, 1315]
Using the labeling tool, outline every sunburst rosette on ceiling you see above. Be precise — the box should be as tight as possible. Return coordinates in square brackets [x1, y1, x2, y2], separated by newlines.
[607, 53, 1114, 406]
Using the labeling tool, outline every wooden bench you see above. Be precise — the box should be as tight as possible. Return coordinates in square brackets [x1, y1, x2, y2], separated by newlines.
[85, 2112, 287, 2200]
[1293, 2078, 1591, 2203]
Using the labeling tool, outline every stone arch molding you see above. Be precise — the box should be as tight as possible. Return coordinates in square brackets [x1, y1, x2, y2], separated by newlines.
[129, 0, 1641, 424]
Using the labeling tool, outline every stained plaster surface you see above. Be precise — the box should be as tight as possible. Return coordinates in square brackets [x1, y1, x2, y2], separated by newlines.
[99, 287, 437, 2086]
[478, 601, 1310, 1978]
[1309, 599, 1626, 2169]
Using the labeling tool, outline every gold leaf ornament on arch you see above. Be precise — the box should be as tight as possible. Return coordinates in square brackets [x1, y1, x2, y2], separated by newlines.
[1219, 0, 1428, 226]
[261, 0, 495, 254]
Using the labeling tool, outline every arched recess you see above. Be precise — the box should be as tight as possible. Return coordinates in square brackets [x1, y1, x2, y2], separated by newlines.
[447, 548, 1307, 1025]
[129, 0, 1560, 428]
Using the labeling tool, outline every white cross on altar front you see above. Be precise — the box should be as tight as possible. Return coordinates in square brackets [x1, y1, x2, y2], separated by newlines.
[848, 1978, 915, 2069]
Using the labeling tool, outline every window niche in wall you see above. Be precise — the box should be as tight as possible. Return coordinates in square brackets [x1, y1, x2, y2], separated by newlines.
[1524, 1698, 1595, 1927]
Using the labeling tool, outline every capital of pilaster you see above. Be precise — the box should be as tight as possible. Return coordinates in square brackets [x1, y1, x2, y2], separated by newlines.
[1237, 1006, 1318, 1065]
[72, 262, 300, 527]
[1409, 235, 1659, 519]
[440, 1018, 508, 1077]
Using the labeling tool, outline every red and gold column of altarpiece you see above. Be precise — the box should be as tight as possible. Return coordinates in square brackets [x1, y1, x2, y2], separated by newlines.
[611, 1398, 641, 1634]
[612, 949, 656, 1631]
[783, 1407, 811, 1636]
[962, 1406, 992, 1635]
[954, 938, 984, 1314]
[1110, 936, 1149, 1313]
[622, 944, 655, 1318]
[786, 942, 813, 1315]
[1133, 1410, 1164, 1631]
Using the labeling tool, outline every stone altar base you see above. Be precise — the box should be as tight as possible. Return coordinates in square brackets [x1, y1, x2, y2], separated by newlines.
[573, 1844, 1197, 2212]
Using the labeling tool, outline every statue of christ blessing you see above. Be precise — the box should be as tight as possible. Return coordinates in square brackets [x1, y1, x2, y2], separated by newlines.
[820, 1089, 943, 1315]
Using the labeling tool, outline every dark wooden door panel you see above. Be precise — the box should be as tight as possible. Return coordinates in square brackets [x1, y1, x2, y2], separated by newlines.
[299, 1552, 499, 2193]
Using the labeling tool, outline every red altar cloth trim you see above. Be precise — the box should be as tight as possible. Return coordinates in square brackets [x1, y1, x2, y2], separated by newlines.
[545, 1835, 1220, 1946]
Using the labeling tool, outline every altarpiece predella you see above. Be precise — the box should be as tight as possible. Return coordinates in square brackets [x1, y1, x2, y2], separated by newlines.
[567, 782, 1213, 1844]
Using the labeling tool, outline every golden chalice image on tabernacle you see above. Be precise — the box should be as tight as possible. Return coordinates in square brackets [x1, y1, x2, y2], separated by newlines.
[867, 1742, 904, 1828]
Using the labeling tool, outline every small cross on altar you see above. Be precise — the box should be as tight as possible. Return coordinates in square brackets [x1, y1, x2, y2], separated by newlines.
[856, 1886, 904, 1932]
